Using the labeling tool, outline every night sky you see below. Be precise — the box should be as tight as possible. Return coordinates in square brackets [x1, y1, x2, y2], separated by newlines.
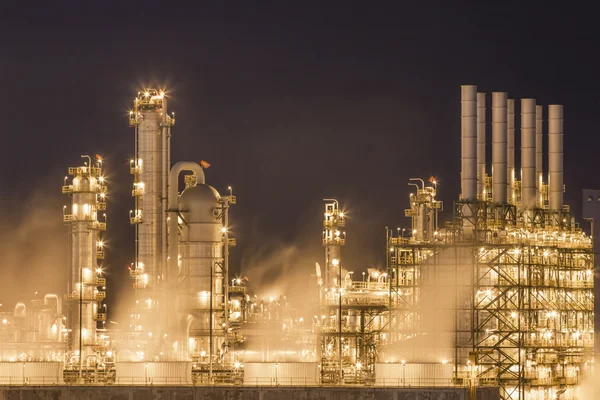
[1, 3, 597, 320]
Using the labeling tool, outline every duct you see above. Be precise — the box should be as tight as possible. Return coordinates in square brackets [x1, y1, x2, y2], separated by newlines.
[507, 99, 515, 204]
[521, 99, 536, 210]
[492, 92, 508, 204]
[548, 105, 564, 212]
[461, 85, 477, 202]
[536, 105, 543, 206]
[477, 92, 486, 199]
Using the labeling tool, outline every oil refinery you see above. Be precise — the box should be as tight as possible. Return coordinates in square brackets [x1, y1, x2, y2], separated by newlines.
[0, 85, 595, 400]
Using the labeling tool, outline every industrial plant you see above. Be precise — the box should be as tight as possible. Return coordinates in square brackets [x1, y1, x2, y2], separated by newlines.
[0, 86, 594, 400]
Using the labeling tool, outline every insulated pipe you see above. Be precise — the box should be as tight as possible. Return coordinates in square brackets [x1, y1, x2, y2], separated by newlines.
[521, 99, 537, 210]
[461, 85, 477, 202]
[477, 92, 486, 199]
[536, 105, 543, 207]
[548, 105, 564, 212]
[492, 92, 508, 204]
[507, 99, 515, 204]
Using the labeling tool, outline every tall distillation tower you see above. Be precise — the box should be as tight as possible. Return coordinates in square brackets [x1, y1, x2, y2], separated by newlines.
[62, 156, 108, 367]
[129, 89, 173, 358]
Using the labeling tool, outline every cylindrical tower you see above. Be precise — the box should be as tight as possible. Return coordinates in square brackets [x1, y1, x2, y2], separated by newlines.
[178, 184, 225, 363]
[536, 105, 544, 207]
[548, 105, 564, 213]
[62, 156, 107, 366]
[492, 92, 508, 204]
[507, 99, 515, 204]
[521, 99, 537, 211]
[477, 92, 486, 199]
[129, 89, 174, 343]
[322, 200, 346, 288]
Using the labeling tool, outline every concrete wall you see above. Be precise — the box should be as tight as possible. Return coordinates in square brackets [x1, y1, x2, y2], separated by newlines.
[0, 386, 499, 400]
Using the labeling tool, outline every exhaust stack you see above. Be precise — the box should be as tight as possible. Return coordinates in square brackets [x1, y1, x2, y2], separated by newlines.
[477, 93, 486, 199]
[536, 105, 543, 207]
[521, 99, 537, 211]
[507, 99, 515, 204]
[461, 85, 478, 202]
[548, 105, 564, 212]
[492, 92, 508, 204]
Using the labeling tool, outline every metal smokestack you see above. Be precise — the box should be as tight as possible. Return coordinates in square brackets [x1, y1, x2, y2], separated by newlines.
[507, 99, 515, 204]
[492, 92, 508, 204]
[477, 92, 486, 199]
[536, 105, 543, 207]
[548, 105, 564, 212]
[461, 85, 477, 202]
[521, 99, 537, 211]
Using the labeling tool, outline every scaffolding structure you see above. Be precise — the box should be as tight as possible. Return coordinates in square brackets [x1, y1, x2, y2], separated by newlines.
[385, 180, 594, 400]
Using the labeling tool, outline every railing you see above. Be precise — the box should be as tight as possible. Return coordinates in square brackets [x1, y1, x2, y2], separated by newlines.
[0, 375, 502, 388]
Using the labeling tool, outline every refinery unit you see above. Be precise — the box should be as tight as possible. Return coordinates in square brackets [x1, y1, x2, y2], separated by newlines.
[0, 86, 594, 400]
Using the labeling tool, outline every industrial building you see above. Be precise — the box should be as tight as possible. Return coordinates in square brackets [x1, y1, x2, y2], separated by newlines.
[0, 86, 594, 400]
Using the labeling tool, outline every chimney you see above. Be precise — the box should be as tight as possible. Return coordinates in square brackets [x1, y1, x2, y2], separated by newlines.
[521, 99, 537, 211]
[536, 105, 543, 207]
[477, 92, 486, 199]
[492, 92, 508, 204]
[507, 99, 515, 204]
[548, 105, 564, 212]
[461, 85, 478, 202]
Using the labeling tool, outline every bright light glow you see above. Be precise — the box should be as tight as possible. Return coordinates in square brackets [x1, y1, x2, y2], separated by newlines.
[96, 268, 103, 274]
[441, 359, 448, 364]
[221, 227, 227, 233]
[98, 241, 104, 247]
[339, 212, 345, 218]
[144, 91, 149, 97]
[331, 258, 339, 267]
[107, 351, 113, 357]
[356, 362, 362, 370]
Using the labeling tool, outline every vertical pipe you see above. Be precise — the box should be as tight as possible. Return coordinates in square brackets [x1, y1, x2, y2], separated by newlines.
[461, 85, 478, 202]
[477, 93, 486, 199]
[548, 105, 564, 212]
[521, 99, 537, 210]
[536, 105, 543, 207]
[492, 92, 508, 204]
[507, 99, 515, 204]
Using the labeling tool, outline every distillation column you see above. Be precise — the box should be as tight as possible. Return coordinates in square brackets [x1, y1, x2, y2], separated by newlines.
[62, 157, 107, 367]
[129, 89, 174, 354]
[492, 92, 508, 205]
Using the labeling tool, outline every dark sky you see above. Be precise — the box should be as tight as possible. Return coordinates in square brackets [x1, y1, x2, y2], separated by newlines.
[1, 3, 598, 319]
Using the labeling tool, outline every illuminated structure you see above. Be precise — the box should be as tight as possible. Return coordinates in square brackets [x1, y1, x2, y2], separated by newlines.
[127, 89, 237, 383]
[383, 88, 594, 400]
[61, 155, 110, 381]
[0, 86, 592, 398]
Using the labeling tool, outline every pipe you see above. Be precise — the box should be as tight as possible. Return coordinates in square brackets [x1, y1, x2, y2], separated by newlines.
[477, 92, 486, 199]
[536, 105, 543, 207]
[521, 99, 537, 211]
[167, 161, 206, 284]
[507, 99, 515, 204]
[461, 85, 477, 202]
[548, 105, 564, 212]
[492, 92, 508, 204]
